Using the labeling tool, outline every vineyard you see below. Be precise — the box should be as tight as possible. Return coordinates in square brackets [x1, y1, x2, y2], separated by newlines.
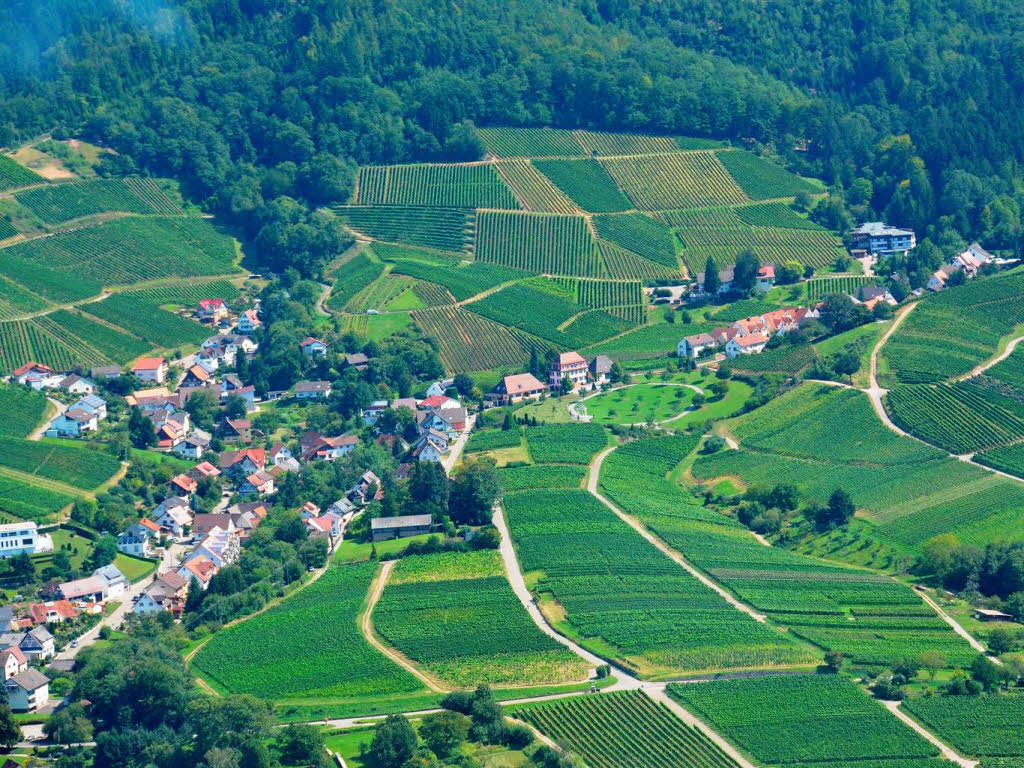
[0, 215, 239, 298]
[728, 342, 817, 374]
[381, 245, 527, 301]
[494, 159, 576, 213]
[192, 562, 425, 700]
[0, 219, 16, 240]
[0, 384, 48, 438]
[668, 675, 939, 764]
[975, 443, 1024, 479]
[515, 690, 739, 768]
[326, 251, 385, 311]
[331, 205, 474, 253]
[0, 437, 121, 490]
[601, 153, 747, 210]
[476, 128, 588, 158]
[82, 294, 208, 349]
[125, 279, 241, 306]
[576, 131, 683, 156]
[465, 428, 522, 454]
[373, 551, 588, 686]
[716, 150, 821, 200]
[524, 423, 608, 464]
[881, 271, 1024, 383]
[465, 282, 633, 349]
[691, 384, 1024, 550]
[531, 159, 632, 212]
[46, 309, 151, 364]
[903, 693, 1024, 757]
[496, 464, 586, 491]
[806, 275, 876, 301]
[734, 202, 827, 230]
[0, 476, 73, 523]
[474, 211, 603, 277]
[0, 155, 43, 191]
[886, 382, 1024, 454]
[599, 240, 681, 280]
[593, 213, 678, 268]
[356, 163, 519, 209]
[502, 488, 815, 676]
[411, 306, 548, 372]
[345, 274, 414, 314]
[584, 323, 714, 363]
[15, 178, 180, 224]
[0, 275, 51, 319]
[986, 346, 1024, 389]
[0, 319, 95, 372]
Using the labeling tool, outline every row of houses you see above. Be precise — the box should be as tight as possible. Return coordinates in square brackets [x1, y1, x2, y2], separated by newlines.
[360, 391, 470, 463]
[927, 242, 1008, 291]
[486, 353, 614, 407]
[678, 306, 819, 359]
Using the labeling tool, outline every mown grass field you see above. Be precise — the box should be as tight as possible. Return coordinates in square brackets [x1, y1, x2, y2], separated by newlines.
[581, 383, 695, 425]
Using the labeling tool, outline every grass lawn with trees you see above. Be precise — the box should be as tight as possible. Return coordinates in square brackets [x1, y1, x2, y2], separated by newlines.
[581, 383, 696, 425]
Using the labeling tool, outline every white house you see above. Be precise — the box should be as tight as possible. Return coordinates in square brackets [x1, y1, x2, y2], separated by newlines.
[0, 648, 27, 681]
[412, 429, 448, 462]
[59, 375, 96, 395]
[677, 333, 718, 359]
[756, 264, 776, 292]
[93, 564, 129, 598]
[295, 380, 331, 400]
[299, 337, 328, 357]
[0, 521, 42, 557]
[0, 627, 55, 660]
[237, 309, 261, 334]
[4, 668, 49, 712]
[549, 352, 588, 391]
[726, 333, 770, 358]
[132, 357, 168, 384]
[153, 499, 194, 539]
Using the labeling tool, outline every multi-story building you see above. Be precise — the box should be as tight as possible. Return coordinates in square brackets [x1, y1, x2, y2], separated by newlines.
[549, 351, 588, 391]
[849, 222, 916, 255]
[0, 522, 40, 557]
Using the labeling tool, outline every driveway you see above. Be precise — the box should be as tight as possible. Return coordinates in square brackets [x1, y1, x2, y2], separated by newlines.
[441, 414, 476, 474]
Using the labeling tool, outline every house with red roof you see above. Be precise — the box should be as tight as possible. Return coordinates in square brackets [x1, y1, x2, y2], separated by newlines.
[486, 373, 547, 406]
[549, 351, 588, 391]
[237, 309, 261, 334]
[196, 298, 228, 323]
[726, 332, 770, 358]
[133, 357, 168, 384]
[219, 448, 266, 479]
[299, 337, 328, 357]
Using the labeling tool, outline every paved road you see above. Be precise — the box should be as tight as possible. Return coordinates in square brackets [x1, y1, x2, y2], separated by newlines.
[441, 414, 476, 474]
[882, 700, 978, 768]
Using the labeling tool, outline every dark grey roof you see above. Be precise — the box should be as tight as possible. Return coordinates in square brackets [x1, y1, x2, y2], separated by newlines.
[370, 514, 432, 530]
[9, 668, 48, 690]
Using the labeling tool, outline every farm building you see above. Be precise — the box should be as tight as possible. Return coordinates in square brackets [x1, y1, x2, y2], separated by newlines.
[371, 514, 433, 542]
[974, 608, 1015, 622]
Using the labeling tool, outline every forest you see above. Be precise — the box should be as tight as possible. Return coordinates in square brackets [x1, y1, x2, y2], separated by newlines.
[0, 0, 1021, 278]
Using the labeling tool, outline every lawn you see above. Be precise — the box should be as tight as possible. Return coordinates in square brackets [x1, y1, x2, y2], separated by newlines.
[514, 395, 579, 424]
[333, 532, 436, 563]
[114, 552, 158, 582]
[581, 383, 695, 425]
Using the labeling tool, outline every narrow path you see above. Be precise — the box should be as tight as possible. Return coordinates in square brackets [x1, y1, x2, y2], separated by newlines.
[315, 282, 332, 317]
[646, 687, 760, 768]
[361, 560, 449, 693]
[866, 301, 915, 434]
[587, 446, 768, 623]
[441, 413, 476, 473]
[28, 397, 63, 441]
[881, 700, 978, 768]
[956, 331, 1024, 381]
[914, 589, 999, 662]
[492, 508, 637, 687]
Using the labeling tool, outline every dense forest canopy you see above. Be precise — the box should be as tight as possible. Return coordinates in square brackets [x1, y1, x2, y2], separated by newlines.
[1, 0, 1022, 276]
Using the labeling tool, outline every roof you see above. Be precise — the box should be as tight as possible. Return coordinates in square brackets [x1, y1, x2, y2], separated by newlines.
[974, 608, 1014, 618]
[59, 576, 107, 599]
[294, 380, 331, 393]
[198, 298, 226, 309]
[850, 221, 915, 237]
[684, 333, 716, 346]
[94, 564, 127, 584]
[91, 365, 122, 377]
[181, 555, 217, 583]
[192, 461, 220, 477]
[322, 435, 359, 448]
[8, 668, 48, 691]
[186, 364, 211, 382]
[221, 448, 265, 468]
[370, 514, 433, 531]
[139, 518, 162, 533]
[419, 395, 455, 409]
[158, 571, 189, 591]
[555, 351, 586, 367]
[300, 336, 326, 347]
[590, 355, 613, 374]
[225, 418, 252, 431]
[500, 373, 546, 395]
[11, 362, 53, 377]
[133, 357, 166, 371]
[733, 332, 771, 347]
[758, 264, 776, 278]
[344, 352, 369, 365]
[0, 647, 27, 666]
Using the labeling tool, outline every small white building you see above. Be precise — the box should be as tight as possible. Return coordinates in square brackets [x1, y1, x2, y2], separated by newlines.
[677, 333, 717, 359]
[132, 357, 168, 384]
[726, 333, 770, 358]
[0, 521, 42, 557]
[4, 668, 49, 712]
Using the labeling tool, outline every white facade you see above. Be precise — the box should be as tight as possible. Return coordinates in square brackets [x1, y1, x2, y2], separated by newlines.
[0, 522, 39, 557]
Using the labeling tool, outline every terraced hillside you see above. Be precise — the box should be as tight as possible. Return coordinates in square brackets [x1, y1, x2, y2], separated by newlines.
[0, 170, 241, 372]
[330, 127, 843, 372]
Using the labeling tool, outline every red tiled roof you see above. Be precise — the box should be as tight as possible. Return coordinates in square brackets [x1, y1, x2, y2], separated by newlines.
[133, 357, 166, 371]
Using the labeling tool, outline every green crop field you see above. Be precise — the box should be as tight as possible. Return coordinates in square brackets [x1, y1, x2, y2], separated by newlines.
[82, 294, 208, 349]
[126, 279, 240, 306]
[327, 251, 386, 311]
[806, 275, 876, 300]
[986, 346, 1024, 389]
[601, 153, 747, 210]
[975, 443, 1024, 479]
[691, 384, 1024, 551]
[379, 244, 526, 301]
[465, 282, 632, 348]
[0, 215, 238, 301]
[0, 437, 120, 489]
[524, 423, 608, 464]
[599, 240, 682, 280]
[0, 276, 51, 319]
[0, 219, 16, 240]
[668, 675, 939, 764]
[332, 205, 474, 253]
[886, 382, 1024, 454]
[474, 211, 603, 277]
[494, 159, 577, 213]
[584, 322, 714, 363]
[465, 428, 522, 454]
[15, 178, 180, 224]
[0, 475, 74, 522]
[903, 694, 1024, 758]
[515, 690, 739, 768]
[496, 464, 586, 491]
[356, 163, 519, 208]
[477, 128, 588, 158]
[373, 551, 588, 686]
[345, 274, 414, 313]
[503, 488, 816, 676]
[728, 342, 817, 374]
[716, 150, 821, 199]
[192, 561, 424, 700]
[734, 202, 826, 230]
[593, 213, 678, 268]
[0, 156, 43, 191]
[531, 159, 632, 212]
[412, 306, 550, 372]
[0, 318, 100, 372]
[46, 309, 151, 364]
[0, 384, 48, 438]
[881, 271, 1024, 383]
[575, 131, 683, 156]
